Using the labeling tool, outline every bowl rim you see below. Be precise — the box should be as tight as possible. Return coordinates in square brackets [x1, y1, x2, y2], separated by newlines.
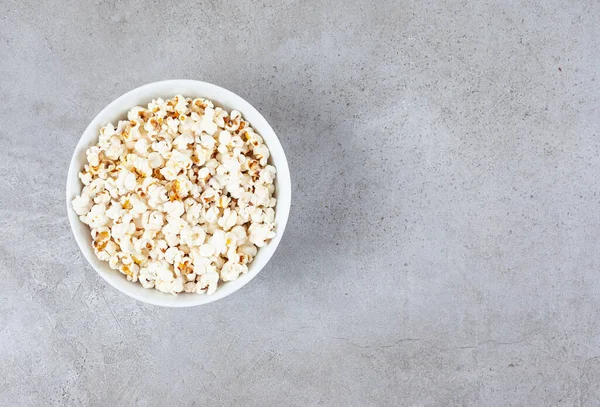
[66, 79, 291, 307]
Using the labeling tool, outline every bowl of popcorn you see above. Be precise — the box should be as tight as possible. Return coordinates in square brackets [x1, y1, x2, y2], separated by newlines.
[66, 80, 291, 307]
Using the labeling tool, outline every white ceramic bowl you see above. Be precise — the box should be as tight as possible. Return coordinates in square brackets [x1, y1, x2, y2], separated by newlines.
[66, 80, 291, 307]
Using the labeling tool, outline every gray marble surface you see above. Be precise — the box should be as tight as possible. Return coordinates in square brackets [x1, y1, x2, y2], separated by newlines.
[2, 0, 600, 405]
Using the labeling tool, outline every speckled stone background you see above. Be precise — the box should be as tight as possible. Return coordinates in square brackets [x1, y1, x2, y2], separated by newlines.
[1, 0, 600, 405]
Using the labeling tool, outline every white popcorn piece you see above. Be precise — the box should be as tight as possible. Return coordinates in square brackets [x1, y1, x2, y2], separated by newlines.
[147, 184, 168, 209]
[173, 133, 194, 151]
[164, 247, 183, 265]
[198, 243, 216, 258]
[248, 223, 276, 247]
[129, 194, 147, 215]
[239, 243, 258, 257]
[166, 117, 180, 134]
[95, 240, 117, 262]
[249, 207, 264, 223]
[86, 146, 101, 167]
[263, 208, 275, 224]
[128, 106, 151, 121]
[197, 271, 219, 295]
[132, 156, 152, 177]
[259, 165, 277, 184]
[147, 152, 164, 169]
[199, 134, 215, 150]
[111, 220, 134, 240]
[193, 107, 218, 136]
[116, 170, 137, 193]
[220, 261, 248, 282]
[229, 225, 248, 246]
[162, 217, 188, 237]
[181, 226, 206, 247]
[163, 200, 185, 218]
[184, 281, 196, 293]
[252, 184, 271, 207]
[133, 139, 149, 157]
[142, 210, 165, 232]
[139, 267, 156, 288]
[72, 195, 92, 216]
[159, 164, 179, 181]
[105, 139, 125, 160]
[172, 95, 188, 115]
[81, 178, 106, 199]
[83, 204, 110, 228]
[218, 208, 237, 231]
[191, 254, 210, 274]
[152, 139, 172, 156]
[93, 190, 111, 205]
[78, 170, 92, 186]
[208, 229, 227, 255]
[164, 233, 179, 248]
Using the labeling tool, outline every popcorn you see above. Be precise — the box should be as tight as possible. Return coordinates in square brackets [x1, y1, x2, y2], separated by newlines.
[208, 229, 228, 255]
[111, 219, 134, 240]
[180, 226, 206, 247]
[105, 202, 124, 220]
[225, 110, 242, 132]
[249, 207, 264, 223]
[248, 223, 276, 247]
[71, 95, 277, 295]
[147, 184, 168, 209]
[229, 225, 248, 246]
[199, 134, 215, 150]
[194, 107, 218, 135]
[79, 170, 92, 185]
[239, 244, 258, 257]
[173, 133, 194, 151]
[128, 106, 150, 122]
[86, 146, 101, 167]
[72, 195, 92, 216]
[96, 240, 117, 262]
[142, 210, 165, 232]
[119, 235, 136, 255]
[259, 165, 277, 184]
[134, 139, 150, 158]
[164, 247, 183, 265]
[166, 117, 180, 134]
[160, 164, 180, 181]
[152, 140, 172, 156]
[93, 190, 111, 205]
[115, 169, 136, 193]
[263, 207, 275, 224]
[139, 273, 155, 288]
[183, 282, 196, 293]
[172, 95, 188, 115]
[252, 184, 270, 207]
[218, 208, 237, 231]
[252, 144, 270, 166]
[163, 200, 185, 218]
[147, 152, 164, 169]
[132, 156, 152, 177]
[83, 204, 110, 228]
[82, 178, 106, 199]
[197, 271, 219, 294]
[128, 194, 147, 215]
[220, 261, 248, 282]
[198, 243, 216, 257]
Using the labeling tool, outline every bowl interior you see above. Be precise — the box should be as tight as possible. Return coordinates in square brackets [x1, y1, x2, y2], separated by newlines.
[66, 80, 291, 307]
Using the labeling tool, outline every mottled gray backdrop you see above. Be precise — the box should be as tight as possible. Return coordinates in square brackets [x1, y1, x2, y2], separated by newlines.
[1, 0, 600, 406]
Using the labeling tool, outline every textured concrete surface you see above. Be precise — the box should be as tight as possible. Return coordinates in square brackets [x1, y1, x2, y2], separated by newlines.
[1, 0, 600, 405]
